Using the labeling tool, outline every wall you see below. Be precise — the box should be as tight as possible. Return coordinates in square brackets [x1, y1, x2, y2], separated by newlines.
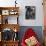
[0, 0, 43, 26]
[18, 0, 43, 26]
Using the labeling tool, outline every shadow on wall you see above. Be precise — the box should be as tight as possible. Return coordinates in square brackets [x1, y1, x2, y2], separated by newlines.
[18, 26, 43, 44]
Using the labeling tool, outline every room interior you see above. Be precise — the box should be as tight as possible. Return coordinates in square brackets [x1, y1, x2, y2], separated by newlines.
[0, 0, 45, 46]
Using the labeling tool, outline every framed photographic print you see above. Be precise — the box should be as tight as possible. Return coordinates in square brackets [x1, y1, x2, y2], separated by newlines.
[9, 9, 18, 15]
[2, 10, 9, 15]
[2, 16, 18, 24]
[8, 16, 18, 24]
[25, 6, 36, 19]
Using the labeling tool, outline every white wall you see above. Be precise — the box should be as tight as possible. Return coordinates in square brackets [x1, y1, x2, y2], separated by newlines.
[0, 0, 43, 26]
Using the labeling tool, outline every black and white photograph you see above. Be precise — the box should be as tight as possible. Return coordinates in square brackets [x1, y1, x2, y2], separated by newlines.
[25, 6, 36, 19]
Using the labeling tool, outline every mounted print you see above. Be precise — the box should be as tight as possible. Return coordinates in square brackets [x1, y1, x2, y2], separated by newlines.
[2, 10, 9, 15]
[25, 6, 36, 19]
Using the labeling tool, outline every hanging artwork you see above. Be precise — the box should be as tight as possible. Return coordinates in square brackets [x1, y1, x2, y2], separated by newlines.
[25, 6, 36, 19]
